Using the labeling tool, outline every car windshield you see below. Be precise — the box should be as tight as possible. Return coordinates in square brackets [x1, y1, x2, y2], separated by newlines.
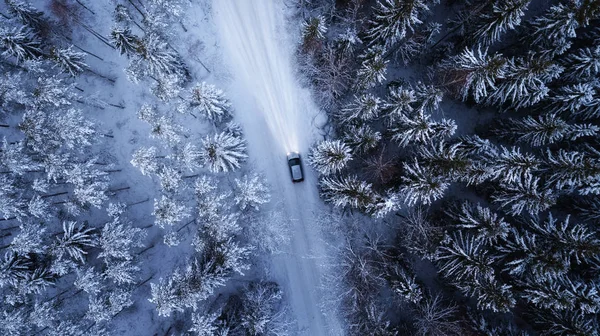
[289, 158, 300, 166]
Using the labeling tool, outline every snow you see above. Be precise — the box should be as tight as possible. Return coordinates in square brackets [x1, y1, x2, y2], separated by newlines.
[213, 0, 342, 334]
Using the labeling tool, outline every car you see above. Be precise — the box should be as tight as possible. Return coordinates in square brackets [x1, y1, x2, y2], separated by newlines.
[287, 152, 304, 182]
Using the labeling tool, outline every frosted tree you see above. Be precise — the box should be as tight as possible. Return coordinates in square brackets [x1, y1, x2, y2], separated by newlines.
[0, 307, 30, 336]
[301, 15, 327, 50]
[550, 83, 596, 115]
[105, 260, 139, 285]
[138, 33, 186, 77]
[435, 231, 494, 281]
[170, 142, 202, 172]
[110, 27, 141, 57]
[458, 274, 515, 313]
[53, 108, 96, 150]
[413, 293, 462, 336]
[446, 202, 510, 244]
[189, 311, 220, 336]
[152, 195, 190, 229]
[355, 45, 388, 91]
[393, 22, 441, 65]
[50, 46, 88, 77]
[439, 47, 506, 103]
[28, 76, 75, 109]
[486, 146, 541, 184]
[529, 4, 578, 56]
[415, 82, 443, 112]
[563, 46, 600, 81]
[98, 212, 145, 262]
[238, 282, 288, 336]
[10, 221, 46, 255]
[390, 109, 456, 147]
[338, 93, 382, 123]
[400, 159, 449, 206]
[319, 175, 377, 211]
[86, 288, 133, 323]
[494, 113, 572, 146]
[149, 115, 183, 145]
[367, 0, 430, 46]
[131, 146, 160, 176]
[486, 55, 563, 109]
[5, 0, 45, 30]
[309, 139, 353, 175]
[343, 124, 381, 154]
[471, 0, 530, 46]
[545, 149, 600, 192]
[52, 222, 96, 263]
[384, 85, 417, 125]
[0, 138, 38, 175]
[335, 27, 362, 55]
[532, 309, 598, 336]
[234, 173, 271, 211]
[151, 74, 182, 101]
[157, 165, 182, 193]
[492, 175, 556, 215]
[0, 251, 29, 288]
[200, 132, 247, 173]
[417, 141, 472, 181]
[74, 267, 103, 295]
[388, 265, 423, 304]
[0, 25, 42, 62]
[180, 82, 232, 124]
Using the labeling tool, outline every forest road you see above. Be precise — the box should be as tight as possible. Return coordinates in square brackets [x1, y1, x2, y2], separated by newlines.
[213, 0, 342, 335]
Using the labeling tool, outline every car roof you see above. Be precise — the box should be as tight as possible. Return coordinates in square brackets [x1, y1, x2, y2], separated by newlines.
[287, 152, 300, 160]
[291, 165, 302, 180]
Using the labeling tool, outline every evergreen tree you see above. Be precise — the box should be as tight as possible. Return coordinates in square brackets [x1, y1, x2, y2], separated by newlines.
[367, 0, 430, 46]
[319, 175, 378, 211]
[233, 173, 271, 211]
[355, 45, 388, 91]
[446, 202, 510, 243]
[390, 109, 456, 147]
[529, 4, 578, 56]
[562, 46, 600, 81]
[131, 146, 160, 176]
[52, 221, 96, 263]
[486, 146, 540, 184]
[493, 175, 556, 215]
[301, 15, 327, 50]
[338, 93, 382, 123]
[152, 195, 190, 229]
[237, 282, 287, 336]
[435, 231, 494, 282]
[170, 142, 202, 172]
[98, 209, 145, 262]
[545, 149, 600, 192]
[200, 132, 247, 173]
[189, 311, 220, 336]
[343, 124, 381, 154]
[309, 139, 353, 176]
[0, 25, 42, 63]
[550, 83, 596, 115]
[471, 0, 530, 46]
[458, 274, 516, 313]
[180, 82, 232, 124]
[384, 85, 417, 126]
[50, 46, 88, 77]
[110, 26, 141, 57]
[400, 158, 449, 206]
[5, 0, 45, 30]
[439, 47, 506, 103]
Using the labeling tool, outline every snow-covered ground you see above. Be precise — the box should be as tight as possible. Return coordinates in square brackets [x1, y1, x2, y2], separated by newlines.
[213, 1, 342, 335]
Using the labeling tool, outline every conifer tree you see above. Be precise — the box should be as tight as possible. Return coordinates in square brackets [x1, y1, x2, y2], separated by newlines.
[0, 25, 42, 63]
[319, 175, 378, 211]
[355, 45, 388, 91]
[180, 82, 232, 124]
[309, 139, 353, 176]
[400, 159, 449, 206]
[562, 46, 600, 81]
[493, 175, 556, 215]
[343, 124, 381, 154]
[5, 0, 45, 31]
[110, 27, 141, 57]
[471, 0, 530, 46]
[367, 0, 430, 46]
[50, 46, 89, 77]
[200, 132, 247, 173]
[338, 93, 382, 123]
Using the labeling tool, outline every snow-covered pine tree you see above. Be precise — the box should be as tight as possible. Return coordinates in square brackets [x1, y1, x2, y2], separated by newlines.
[494, 113, 567, 147]
[445, 202, 510, 244]
[5, 0, 45, 31]
[335, 27, 362, 56]
[233, 173, 271, 211]
[86, 288, 133, 323]
[152, 195, 190, 229]
[0, 25, 42, 63]
[390, 108, 456, 147]
[131, 146, 160, 176]
[200, 132, 247, 173]
[492, 174, 556, 215]
[438, 47, 506, 103]
[400, 158, 449, 206]
[110, 26, 141, 57]
[550, 83, 596, 115]
[9, 221, 46, 255]
[237, 282, 287, 336]
[388, 265, 423, 304]
[457, 274, 516, 313]
[355, 45, 388, 91]
[562, 46, 600, 81]
[319, 175, 378, 211]
[415, 81, 443, 112]
[52, 221, 96, 263]
[470, 0, 530, 46]
[338, 93, 382, 123]
[545, 149, 600, 192]
[417, 141, 472, 182]
[170, 142, 201, 172]
[486, 54, 562, 109]
[151, 74, 182, 101]
[180, 82, 232, 124]
[529, 4, 579, 56]
[384, 84, 417, 125]
[98, 206, 146, 262]
[301, 15, 327, 51]
[435, 231, 494, 282]
[0, 138, 39, 175]
[486, 146, 540, 184]
[189, 311, 220, 336]
[343, 124, 381, 154]
[367, 0, 430, 47]
[50, 46, 89, 77]
[149, 115, 183, 145]
[309, 139, 353, 176]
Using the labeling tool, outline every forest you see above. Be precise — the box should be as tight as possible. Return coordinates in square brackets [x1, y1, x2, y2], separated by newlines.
[0, 0, 599, 335]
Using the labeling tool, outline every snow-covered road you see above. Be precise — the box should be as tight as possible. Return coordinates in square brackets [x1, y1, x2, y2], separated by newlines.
[213, 1, 341, 335]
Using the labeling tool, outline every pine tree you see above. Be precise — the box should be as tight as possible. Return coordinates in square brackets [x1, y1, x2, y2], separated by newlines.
[238, 282, 287, 336]
[53, 108, 96, 150]
[529, 4, 578, 56]
[50, 46, 88, 77]
[390, 109, 456, 147]
[0, 307, 30, 336]
[388, 265, 423, 304]
[189, 311, 220, 336]
[234, 173, 271, 211]
[131, 146, 160, 176]
[86, 288, 133, 323]
[486, 146, 540, 184]
[355, 45, 388, 91]
[110, 27, 141, 57]
[563, 46, 600, 81]
[415, 81, 443, 112]
[200, 132, 247, 173]
[5, 0, 45, 30]
[309, 139, 353, 176]
[152, 195, 190, 229]
[98, 213, 145, 262]
[471, 0, 530, 46]
[180, 82, 232, 124]
[393, 22, 441, 65]
[367, 0, 430, 46]
[532, 309, 599, 336]
[493, 175, 556, 215]
[494, 113, 568, 147]
[0, 25, 42, 63]
[338, 93, 382, 123]
[0, 138, 39, 175]
[446, 202, 510, 243]
[138, 33, 186, 77]
[301, 15, 327, 50]
[384, 85, 417, 126]
[52, 221, 96, 263]
[435, 231, 494, 282]
[10, 221, 46, 255]
[149, 115, 183, 145]
[319, 175, 378, 211]
[104, 259, 139, 284]
[151, 74, 182, 101]
[170, 142, 202, 172]
[550, 83, 596, 115]
[74, 267, 103, 295]
[343, 124, 381, 154]
[458, 274, 515, 313]
[400, 158, 449, 205]
[545, 149, 600, 192]
[418, 141, 473, 182]
[439, 47, 506, 103]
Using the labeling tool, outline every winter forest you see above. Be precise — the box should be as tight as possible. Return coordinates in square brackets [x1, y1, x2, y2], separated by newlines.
[0, 0, 599, 335]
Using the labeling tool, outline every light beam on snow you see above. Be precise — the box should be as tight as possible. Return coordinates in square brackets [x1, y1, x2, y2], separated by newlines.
[214, 0, 301, 153]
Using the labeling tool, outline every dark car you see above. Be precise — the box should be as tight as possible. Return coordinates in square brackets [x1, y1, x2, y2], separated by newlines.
[287, 152, 304, 182]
